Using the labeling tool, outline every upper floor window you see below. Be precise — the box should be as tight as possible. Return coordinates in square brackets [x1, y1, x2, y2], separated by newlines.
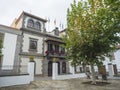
[27, 19, 34, 28]
[48, 43, 53, 51]
[55, 45, 59, 52]
[29, 38, 38, 51]
[35, 22, 41, 30]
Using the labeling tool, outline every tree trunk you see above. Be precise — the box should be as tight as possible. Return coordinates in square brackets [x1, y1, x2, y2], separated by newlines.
[90, 63, 96, 84]
[82, 63, 86, 73]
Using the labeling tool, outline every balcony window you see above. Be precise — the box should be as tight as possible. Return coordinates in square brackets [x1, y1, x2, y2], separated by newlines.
[55, 45, 59, 53]
[48, 43, 53, 51]
[29, 38, 38, 51]
[61, 47, 65, 54]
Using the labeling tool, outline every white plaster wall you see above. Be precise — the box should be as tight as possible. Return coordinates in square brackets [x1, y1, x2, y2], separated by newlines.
[2, 33, 17, 70]
[20, 57, 43, 75]
[114, 50, 120, 71]
[22, 33, 43, 53]
[68, 50, 120, 73]
[20, 58, 29, 73]
[34, 58, 43, 75]
[60, 31, 66, 37]
[102, 50, 120, 72]
[15, 18, 23, 29]
[76, 65, 82, 72]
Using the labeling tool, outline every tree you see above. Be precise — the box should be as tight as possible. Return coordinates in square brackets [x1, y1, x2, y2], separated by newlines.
[64, 0, 120, 84]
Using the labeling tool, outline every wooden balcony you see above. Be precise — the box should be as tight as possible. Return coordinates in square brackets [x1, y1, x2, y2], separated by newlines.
[45, 50, 65, 58]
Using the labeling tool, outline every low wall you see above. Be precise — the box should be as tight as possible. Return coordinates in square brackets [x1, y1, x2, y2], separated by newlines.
[0, 62, 34, 87]
[52, 63, 86, 80]
[54, 73, 86, 80]
[0, 74, 30, 87]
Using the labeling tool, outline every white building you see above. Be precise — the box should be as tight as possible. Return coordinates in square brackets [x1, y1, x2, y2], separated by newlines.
[11, 12, 69, 76]
[0, 24, 22, 75]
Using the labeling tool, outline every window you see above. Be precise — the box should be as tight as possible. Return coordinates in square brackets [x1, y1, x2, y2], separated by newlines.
[61, 47, 65, 52]
[49, 44, 53, 51]
[29, 38, 38, 51]
[55, 45, 59, 52]
[35, 22, 41, 30]
[61, 47, 65, 55]
[27, 19, 34, 28]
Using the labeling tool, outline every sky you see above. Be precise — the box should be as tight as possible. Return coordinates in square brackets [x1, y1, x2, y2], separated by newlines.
[0, 0, 82, 31]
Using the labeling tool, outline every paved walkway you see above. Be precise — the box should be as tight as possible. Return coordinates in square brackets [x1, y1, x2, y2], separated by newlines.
[34, 76, 52, 81]
[0, 78, 120, 90]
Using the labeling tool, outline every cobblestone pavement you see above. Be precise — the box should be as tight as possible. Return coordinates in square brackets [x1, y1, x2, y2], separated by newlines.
[0, 78, 120, 90]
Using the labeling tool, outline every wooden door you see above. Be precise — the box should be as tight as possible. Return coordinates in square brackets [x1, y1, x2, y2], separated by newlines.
[113, 64, 117, 75]
[57, 62, 60, 75]
[48, 61, 52, 76]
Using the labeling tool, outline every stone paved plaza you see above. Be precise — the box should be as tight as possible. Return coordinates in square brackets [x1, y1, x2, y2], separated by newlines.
[0, 78, 120, 90]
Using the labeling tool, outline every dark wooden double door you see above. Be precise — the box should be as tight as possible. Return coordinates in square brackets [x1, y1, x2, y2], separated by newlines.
[48, 61, 67, 76]
[48, 61, 60, 76]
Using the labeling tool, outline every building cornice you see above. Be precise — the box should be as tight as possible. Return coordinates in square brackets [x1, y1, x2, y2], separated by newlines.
[15, 11, 47, 25]
[0, 24, 21, 35]
[19, 52, 43, 57]
[21, 27, 63, 40]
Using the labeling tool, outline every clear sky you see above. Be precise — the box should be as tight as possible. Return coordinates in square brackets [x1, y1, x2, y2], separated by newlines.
[0, 0, 82, 31]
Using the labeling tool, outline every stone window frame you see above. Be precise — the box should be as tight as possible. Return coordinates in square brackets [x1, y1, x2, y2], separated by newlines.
[27, 19, 34, 28]
[29, 38, 38, 52]
[35, 21, 41, 30]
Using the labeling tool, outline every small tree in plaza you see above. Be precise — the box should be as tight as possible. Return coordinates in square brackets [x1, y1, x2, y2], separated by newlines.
[64, 0, 120, 84]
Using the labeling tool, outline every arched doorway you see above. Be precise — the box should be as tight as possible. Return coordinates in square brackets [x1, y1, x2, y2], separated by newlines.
[62, 62, 66, 73]
[57, 62, 60, 75]
[48, 61, 52, 76]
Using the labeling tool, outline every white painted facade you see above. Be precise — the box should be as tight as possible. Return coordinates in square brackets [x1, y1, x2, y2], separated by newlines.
[34, 58, 43, 74]
[21, 32, 43, 75]
[73, 50, 120, 74]
[2, 33, 17, 70]
[20, 57, 43, 75]
[100, 50, 120, 72]
[114, 50, 120, 71]
[20, 58, 29, 73]
[22, 33, 43, 53]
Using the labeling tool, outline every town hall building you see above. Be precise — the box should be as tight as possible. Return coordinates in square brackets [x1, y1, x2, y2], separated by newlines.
[11, 11, 69, 76]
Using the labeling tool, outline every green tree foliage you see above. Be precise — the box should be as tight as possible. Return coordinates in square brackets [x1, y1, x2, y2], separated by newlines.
[65, 0, 120, 84]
